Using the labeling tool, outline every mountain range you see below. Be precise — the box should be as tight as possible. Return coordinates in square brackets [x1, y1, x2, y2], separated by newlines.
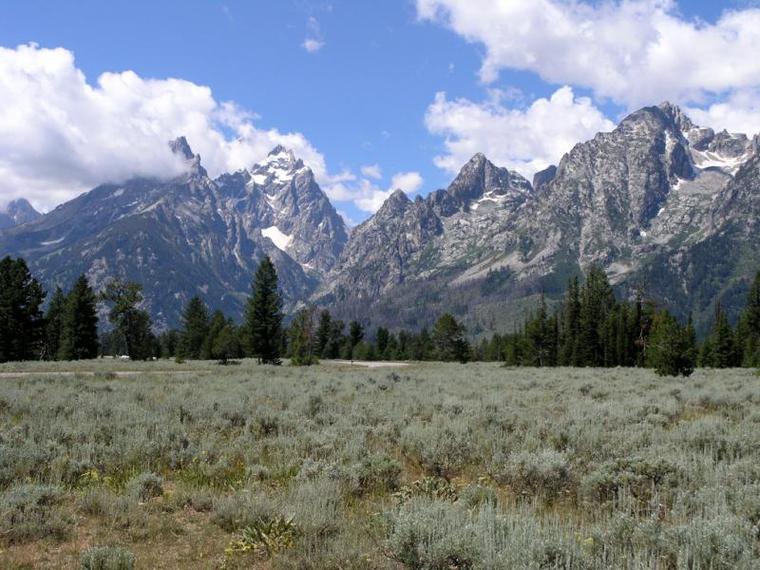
[1, 103, 758, 335]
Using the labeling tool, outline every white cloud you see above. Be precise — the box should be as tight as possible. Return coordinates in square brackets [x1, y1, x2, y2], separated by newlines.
[390, 171, 424, 194]
[303, 38, 325, 53]
[303, 16, 325, 53]
[425, 86, 614, 178]
[360, 164, 382, 179]
[417, 0, 760, 108]
[333, 171, 424, 214]
[685, 89, 760, 136]
[0, 44, 361, 211]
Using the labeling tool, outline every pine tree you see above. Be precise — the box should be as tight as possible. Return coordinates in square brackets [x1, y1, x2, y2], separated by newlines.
[245, 256, 284, 365]
[578, 266, 616, 367]
[212, 324, 240, 365]
[100, 279, 154, 361]
[179, 296, 209, 359]
[700, 302, 739, 368]
[0, 256, 46, 362]
[289, 306, 318, 366]
[58, 274, 100, 360]
[738, 272, 760, 367]
[201, 310, 226, 360]
[43, 287, 66, 361]
[348, 321, 364, 355]
[647, 310, 695, 377]
[559, 277, 581, 365]
[315, 309, 333, 357]
[376, 327, 390, 357]
[432, 313, 470, 363]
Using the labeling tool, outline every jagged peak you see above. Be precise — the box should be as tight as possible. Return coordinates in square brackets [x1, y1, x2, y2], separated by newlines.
[168, 136, 206, 177]
[169, 136, 195, 160]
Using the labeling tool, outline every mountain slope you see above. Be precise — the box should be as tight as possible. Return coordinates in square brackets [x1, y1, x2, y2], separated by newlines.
[322, 103, 760, 335]
[0, 199, 41, 229]
[0, 139, 347, 328]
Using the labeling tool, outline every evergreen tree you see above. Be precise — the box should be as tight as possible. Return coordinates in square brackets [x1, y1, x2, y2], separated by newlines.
[700, 302, 739, 368]
[578, 266, 616, 366]
[646, 310, 695, 377]
[559, 277, 581, 365]
[58, 274, 100, 360]
[212, 324, 240, 365]
[157, 330, 180, 359]
[0, 256, 46, 362]
[100, 279, 154, 360]
[432, 313, 470, 363]
[201, 310, 226, 360]
[376, 327, 390, 357]
[315, 309, 333, 357]
[245, 256, 284, 365]
[179, 296, 209, 359]
[348, 320, 364, 356]
[43, 287, 66, 361]
[323, 319, 345, 359]
[289, 306, 318, 366]
[738, 272, 760, 367]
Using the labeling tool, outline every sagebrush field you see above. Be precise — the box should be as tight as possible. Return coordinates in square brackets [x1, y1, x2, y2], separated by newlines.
[0, 360, 759, 569]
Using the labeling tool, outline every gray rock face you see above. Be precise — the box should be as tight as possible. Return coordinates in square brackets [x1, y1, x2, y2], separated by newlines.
[0, 199, 41, 229]
[323, 102, 760, 334]
[0, 139, 347, 329]
[1, 102, 757, 335]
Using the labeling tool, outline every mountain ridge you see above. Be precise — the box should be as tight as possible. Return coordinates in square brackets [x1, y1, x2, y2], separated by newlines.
[1, 102, 758, 335]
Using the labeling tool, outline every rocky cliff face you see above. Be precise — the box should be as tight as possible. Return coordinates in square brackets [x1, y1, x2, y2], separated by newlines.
[0, 139, 347, 328]
[1, 103, 757, 335]
[0, 199, 41, 229]
[323, 103, 760, 334]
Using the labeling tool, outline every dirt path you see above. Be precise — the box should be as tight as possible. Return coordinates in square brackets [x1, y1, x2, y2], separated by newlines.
[328, 360, 410, 368]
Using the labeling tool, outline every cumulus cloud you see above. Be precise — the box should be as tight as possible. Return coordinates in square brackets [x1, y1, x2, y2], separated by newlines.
[360, 164, 382, 179]
[416, 0, 760, 108]
[425, 86, 614, 178]
[330, 170, 424, 213]
[0, 44, 366, 211]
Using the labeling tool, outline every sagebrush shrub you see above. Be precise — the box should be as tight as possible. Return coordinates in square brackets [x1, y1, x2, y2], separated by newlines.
[79, 545, 135, 570]
[0, 484, 71, 544]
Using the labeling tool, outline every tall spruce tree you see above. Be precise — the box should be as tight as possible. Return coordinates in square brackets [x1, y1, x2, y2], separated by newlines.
[315, 309, 333, 357]
[179, 296, 210, 359]
[100, 279, 154, 360]
[0, 256, 46, 362]
[700, 302, 739, 368]
[245, 256, 283, 365]
[432, 313, 470, 363]
[289, 306, 318, 366]
[647, 310, 695, 377]
[738, 272, 760, 367]
[578, 266, 616, 367]
[43, 287, 66, 361]
[58, 274, 100, 360]
[201, 310, 226, 360]
[559, 277, 581, 366]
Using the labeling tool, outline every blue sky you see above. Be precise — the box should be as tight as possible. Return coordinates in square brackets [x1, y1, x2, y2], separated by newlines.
[1, 1, 760, 222]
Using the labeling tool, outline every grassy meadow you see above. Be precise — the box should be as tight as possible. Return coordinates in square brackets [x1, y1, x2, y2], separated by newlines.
[0, 360, 759, 569]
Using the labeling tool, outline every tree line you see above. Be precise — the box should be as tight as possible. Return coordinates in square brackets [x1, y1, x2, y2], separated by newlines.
[1, 253, 758, 376]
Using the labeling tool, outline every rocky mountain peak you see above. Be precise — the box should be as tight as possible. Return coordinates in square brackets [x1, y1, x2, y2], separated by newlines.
[657, 101, 695, 133]
[249, 146, 308, 187]
[169, 136, 206, 177]
[447, 153, 530, 205]
[0, 198, 42, 230]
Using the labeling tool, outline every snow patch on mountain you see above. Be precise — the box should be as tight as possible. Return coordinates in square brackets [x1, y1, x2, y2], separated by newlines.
[262, 226, 293, 251]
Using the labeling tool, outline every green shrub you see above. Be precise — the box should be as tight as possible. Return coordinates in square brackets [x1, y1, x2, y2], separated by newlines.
[385, 499, 476, 569]
[79, 545, 135, 570]
[127, 471, 163, 501]
[493, 449, 573, 500]
[0, 484, 71, 544]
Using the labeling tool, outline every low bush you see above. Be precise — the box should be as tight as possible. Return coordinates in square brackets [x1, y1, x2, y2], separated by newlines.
[79, 545, 135, 570]
[0, 484, 71, 544]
